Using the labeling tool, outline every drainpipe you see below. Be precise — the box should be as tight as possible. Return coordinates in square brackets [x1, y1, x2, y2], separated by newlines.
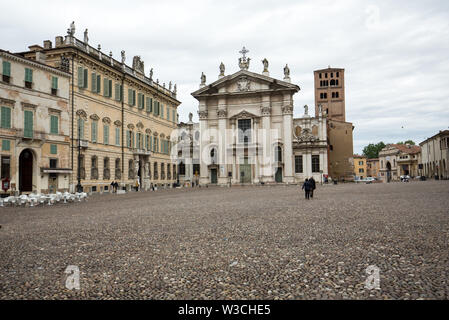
[121, 75, 125, 188]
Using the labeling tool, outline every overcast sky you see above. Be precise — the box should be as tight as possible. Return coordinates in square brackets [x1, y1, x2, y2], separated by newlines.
[1, 0, 448, 153]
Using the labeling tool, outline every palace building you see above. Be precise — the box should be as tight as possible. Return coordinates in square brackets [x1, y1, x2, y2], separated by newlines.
[16, 23, 181, 192]
[379, 143, 421, 182]
[188, 48, 328, 185]
[1, 49, 71, 194]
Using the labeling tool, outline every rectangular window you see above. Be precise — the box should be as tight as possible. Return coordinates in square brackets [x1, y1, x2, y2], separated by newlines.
[50, 115, 58, 134]
[96, 74, 101, 93]
[131, 131, 135, 148]
[359, 168, 364, 173]
[295, 155, 303, 173]
[238, 119, 251, 143]
[78, 118, 84, 139]
[312, 155, 320, 173]
[50, 158, 58, 168]
[138, 93, 145, 109]
[2, 139, 10, 151]
[78, 67, 88, 88]
[91, 72, 97, 92]
[24, 110, 33, 138]
[145, 134, 149, 150]
[104, 78, 109, 97]
[51, 76, 58, 95]
[1, 106, 11, 129]
[172, 110, 176, 123]
[108, 80, 112, 98]
[146, 97, 153, 112]
[1, 156, 11, 179]
[50, 144, 57, 154]
[104, 125, 109, 145]
[161, 104, 164, 118]
[167, 107, 170, 121]
[2, 61, 11, 76]
[115, 83, 121, 101]
[25, 68, 33, 82]
[359, 161, 363, 165]
[91, 121, 97, 143]
[126, 130, 131, 148]
[115, 127, 120, 146]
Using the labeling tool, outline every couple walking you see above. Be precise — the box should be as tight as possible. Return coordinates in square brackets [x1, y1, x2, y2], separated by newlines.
[301, 177, 316, 200]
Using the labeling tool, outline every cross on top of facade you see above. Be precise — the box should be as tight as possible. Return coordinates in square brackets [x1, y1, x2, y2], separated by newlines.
[239, 46, 249, 59]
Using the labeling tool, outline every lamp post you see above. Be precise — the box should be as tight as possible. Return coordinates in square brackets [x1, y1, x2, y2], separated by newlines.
[76, 116, 83, 193]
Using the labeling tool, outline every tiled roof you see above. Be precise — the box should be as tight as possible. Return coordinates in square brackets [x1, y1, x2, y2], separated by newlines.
[391, 144, 421, 154]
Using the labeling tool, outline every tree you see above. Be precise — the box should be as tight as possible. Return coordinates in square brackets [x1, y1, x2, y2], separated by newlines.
[362, 142, 386, 159]
[397, 140, 415, 145]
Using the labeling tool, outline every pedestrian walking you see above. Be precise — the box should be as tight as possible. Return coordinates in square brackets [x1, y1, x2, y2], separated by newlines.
[302, 178, 311, 200]
[110, 181, 115, 193]
[309, 177, 316, 198]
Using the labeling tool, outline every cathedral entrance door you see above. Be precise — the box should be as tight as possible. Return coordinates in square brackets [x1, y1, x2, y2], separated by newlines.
[240, 158, 251, 184]
[211, 169, 218, 184]
[275, 167, 283, 183]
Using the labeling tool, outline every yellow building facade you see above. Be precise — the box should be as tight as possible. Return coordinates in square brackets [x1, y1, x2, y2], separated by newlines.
[353, 154, 367, 180]
[1, 49, 71, 194]
[20, 27, 180, 192]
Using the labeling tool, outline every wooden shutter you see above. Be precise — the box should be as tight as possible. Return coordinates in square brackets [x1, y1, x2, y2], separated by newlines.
[91, 72, 97, 92]
[51, 76, 58, 89]
[83, 69, 88, 88]
[1, 107, 11, 128]
[96, 75, 101, 93]
[104, 125, 109, 144]
[104, 78, 108, 96]
[133, 90, 136, 106]
[24, 110, 33, 138]
[91, 121, 97, 142]
[50, 115, 58, 134]
[50, 144, 57, 154]
[25, 68, 33, 82]
[78, 67, 84, 87]
[108, 80, 112, 98]
[2, 139, 10, 151]
[126, 130, 130, 147]
[115, 127, 120, 146]
[2, 61, 11, 76]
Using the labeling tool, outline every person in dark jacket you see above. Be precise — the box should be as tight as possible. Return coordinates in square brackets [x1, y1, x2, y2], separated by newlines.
[309, 177, 316, 198]
[302, 179, 311, 200]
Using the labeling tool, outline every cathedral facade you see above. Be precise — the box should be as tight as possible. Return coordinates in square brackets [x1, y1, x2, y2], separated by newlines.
[188, 49, 328, 186]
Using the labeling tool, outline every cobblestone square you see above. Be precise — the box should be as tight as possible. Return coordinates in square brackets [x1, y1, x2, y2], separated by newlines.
[1, 181, 448, 299]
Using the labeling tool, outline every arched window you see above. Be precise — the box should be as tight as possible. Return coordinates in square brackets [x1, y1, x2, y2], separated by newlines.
[103, 157, 110, 180]
[115, 158, 121, 179]
[128, 159, 134, 179]
[210, 148, 217, 164]
[91, 156, 98, 179]
[179, 161, 186, 175]
[275, 145, 282, 162]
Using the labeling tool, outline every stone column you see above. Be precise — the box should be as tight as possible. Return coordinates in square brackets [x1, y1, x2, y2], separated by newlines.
[217, 98, 228, 185]
[198, 102, 209, 185]
[260, 95, 272, 182]
[254, 119, 260, 183]
[282, 96, 294, 183]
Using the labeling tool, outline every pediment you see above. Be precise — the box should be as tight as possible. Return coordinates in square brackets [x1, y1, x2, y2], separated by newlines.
[229, 109, 259, 120]
[191, 70, 299, 97]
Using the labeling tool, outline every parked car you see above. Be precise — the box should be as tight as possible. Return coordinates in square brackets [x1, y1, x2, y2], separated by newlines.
[365, 177, 377, 184]
[400, 175, 410, 182]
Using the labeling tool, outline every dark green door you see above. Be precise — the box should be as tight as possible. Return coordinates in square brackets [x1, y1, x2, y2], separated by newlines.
[211, 169, 217, 184]
[240, 158, 251, 183]
[275, 167, 282, 183]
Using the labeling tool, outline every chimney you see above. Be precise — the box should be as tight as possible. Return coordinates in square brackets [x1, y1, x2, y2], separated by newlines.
[36, 51, 47, 63]
[28, 45, 44, 52]
[55, 36, 63, 47]
[43, 40, 52, 49]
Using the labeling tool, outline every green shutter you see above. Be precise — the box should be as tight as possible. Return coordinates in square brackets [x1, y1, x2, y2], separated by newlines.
[115, 83, 120, 101]
[50, 115, 58, 134]
[128, 89, 132, 105]
[161, 104, 164, 118]
[78, 67, 84, 87]
[172, 110, 176, 123]
[24, 110, 33, 138]
[120, 85, 123, 101]
[96, 75, 101, 93]
[83, 69, 88, 88]
[91, 121, 97, 142]
[141, 94, 145, 109]
[51, 76, 58, 89]
[2, 61, 11, 76]
[104, 125, 109, 145]
[126, 130, 130, 147]
[115, 127, 120, 146]
[50, 144, 57, 154]
[104, 78, 108, 96]
[132, 132, 135, 148]
[1, 107, 11, 129]
[108, 80, 112, 98]
[2, 139, 10, 151]
[91, 72, 97, 92]
[25, 68, 33, 83]
[167, 107, 170, 121]
[133, 90, 136, 106]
